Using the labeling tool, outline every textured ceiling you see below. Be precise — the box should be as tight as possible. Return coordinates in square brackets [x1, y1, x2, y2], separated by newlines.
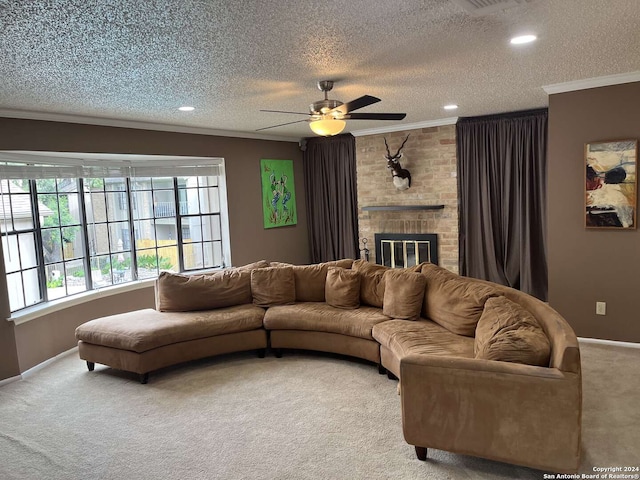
[0, 0, 639, 141]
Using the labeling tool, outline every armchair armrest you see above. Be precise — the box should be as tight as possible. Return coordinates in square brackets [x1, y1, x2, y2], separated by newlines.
[400, 354, 581, 473]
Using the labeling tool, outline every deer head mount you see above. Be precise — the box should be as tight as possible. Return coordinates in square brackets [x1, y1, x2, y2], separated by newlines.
[384, 134, 411, 191]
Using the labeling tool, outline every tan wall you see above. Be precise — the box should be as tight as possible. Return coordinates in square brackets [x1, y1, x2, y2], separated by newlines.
[0, 117, 310, 377]
[355, 126, 458, 272]
[548, 82, 640, 343]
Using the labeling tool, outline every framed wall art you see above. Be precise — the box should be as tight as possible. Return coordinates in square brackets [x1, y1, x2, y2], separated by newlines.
[260, 159, 297, 229]
[585, 139, 637, 229]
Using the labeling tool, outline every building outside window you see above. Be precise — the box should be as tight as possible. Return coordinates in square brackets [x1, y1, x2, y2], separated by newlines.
[0, 152, 230, 314]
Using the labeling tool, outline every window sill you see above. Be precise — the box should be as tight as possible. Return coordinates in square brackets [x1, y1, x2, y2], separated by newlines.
[7, 279, 157, 326]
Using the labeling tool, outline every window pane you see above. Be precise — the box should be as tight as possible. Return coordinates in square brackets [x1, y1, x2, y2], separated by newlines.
[57, 178, 77, 192]
[35, 179, 56, 193]
[41, 228, 63, 264]
[200, 188, 220, 214]
[198, 175, 218, 187]
[111, 252, 132, 284]
[132, 191, 153, 219]
[39, 194, 60, 226]
[155, 222, 177, 246]
[62, 226, 84, 260]
[61, 193, 81, 226]
[211, 241, 223, 267]
[109, 222, 131, 252]
[88, 223, 109, 255]
[153, 190, 175, 218]
[105, 192, 129, 222]
[152, 177, 173, 189]
[46, 263, 66, 300]
[65, 259, 87, 294]
[2, 235, 21, 273]
[90, 255, 113, 288]
[19, 233, 38, 269]
[201, 215, 221, 242]
[23, 268, 42, 307]
[203, 241, 219, 268]
[157, 245, 178, 271]
[136, 248, 157, 279]
[180, 188, 199, 215]
[104, 178, 125, 191]
[7, 271, 25, 311]
[86, 178, 105, 192]
[86, 192, 106, 224]
[134, 219, 156, 249]
[184, 243, 203, 270]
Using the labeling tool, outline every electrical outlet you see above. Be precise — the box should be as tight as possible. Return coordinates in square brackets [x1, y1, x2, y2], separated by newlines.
[596, 302, 606, 315]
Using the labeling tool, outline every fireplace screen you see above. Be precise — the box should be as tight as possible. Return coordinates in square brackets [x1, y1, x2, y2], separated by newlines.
[374, 233, 438, 268]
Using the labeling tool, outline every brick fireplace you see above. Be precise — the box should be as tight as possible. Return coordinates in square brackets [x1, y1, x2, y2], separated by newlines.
[355, 125, 458, 272]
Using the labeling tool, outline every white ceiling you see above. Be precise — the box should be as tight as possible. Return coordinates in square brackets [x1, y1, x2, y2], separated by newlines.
[0, 0, 639, 142]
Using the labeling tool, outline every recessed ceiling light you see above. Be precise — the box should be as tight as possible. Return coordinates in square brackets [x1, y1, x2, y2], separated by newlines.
[178, 106, 195, 112]
[510, 34, 537, 45]
[444, 104, 458, 110]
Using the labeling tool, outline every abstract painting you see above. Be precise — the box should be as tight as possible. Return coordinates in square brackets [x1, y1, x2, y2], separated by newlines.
[260, 159, 297, 229]
[585, 139, 637, 229]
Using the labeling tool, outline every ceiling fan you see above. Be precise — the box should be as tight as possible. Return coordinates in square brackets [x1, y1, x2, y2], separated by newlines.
[257, 80, 406, 136]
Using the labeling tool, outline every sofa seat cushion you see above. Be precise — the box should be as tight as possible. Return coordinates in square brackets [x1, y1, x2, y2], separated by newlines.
[372, 319, 474, 359]
[263, 303, 390, 340]
[75, 305, 265, 353]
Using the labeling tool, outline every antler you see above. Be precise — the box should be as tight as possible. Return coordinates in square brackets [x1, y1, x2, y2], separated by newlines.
[394, 134, 410, 158]
[384, 137, 392, 158]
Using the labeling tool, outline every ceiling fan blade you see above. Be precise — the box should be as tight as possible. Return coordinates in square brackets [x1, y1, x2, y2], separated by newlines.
[345, 112, 407, 120]
[255, 119, 309, 131]
[332, 95, 381, 115]
[260, 109, 310, 115]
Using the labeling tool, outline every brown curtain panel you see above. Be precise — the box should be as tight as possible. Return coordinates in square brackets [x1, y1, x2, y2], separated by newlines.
[457, 109, 548, 300]
[303, 134, 359, 262]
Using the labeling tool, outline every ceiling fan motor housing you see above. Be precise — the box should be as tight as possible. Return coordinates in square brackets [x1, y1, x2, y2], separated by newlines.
[310, 80, 344, 116]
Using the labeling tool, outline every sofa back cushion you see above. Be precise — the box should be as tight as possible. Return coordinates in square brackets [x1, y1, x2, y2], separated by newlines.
[325, 267, 361, 309]
[421, 263, 499, 336]
[251, 266, 296, 307]
[291, 259, 354, 302]
[382, 269, 427, 320]
[155, 269, 252, 312]
[475, 296, 551, 366]
[236, 260, 270, 270]
[352, 259, 388, 308]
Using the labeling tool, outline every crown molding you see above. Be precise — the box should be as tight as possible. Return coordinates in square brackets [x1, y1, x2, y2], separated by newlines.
[542, 71, 640, 95]
[0, 109, 300, 143]
[350, 117, 458, 137]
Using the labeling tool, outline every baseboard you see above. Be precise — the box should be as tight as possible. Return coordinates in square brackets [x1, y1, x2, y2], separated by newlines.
[21, 346, 79, 379]
[0, 375, 22, 387]
[578, 337, 640, 349]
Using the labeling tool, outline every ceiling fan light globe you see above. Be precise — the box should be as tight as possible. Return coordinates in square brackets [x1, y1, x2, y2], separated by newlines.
[309, 118, 346, 136]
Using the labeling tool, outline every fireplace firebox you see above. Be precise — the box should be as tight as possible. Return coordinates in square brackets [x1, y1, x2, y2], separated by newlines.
[374, 233, 438, 268]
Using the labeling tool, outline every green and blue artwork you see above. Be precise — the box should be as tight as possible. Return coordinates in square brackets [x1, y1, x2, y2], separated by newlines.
[260, 159, 297, 228]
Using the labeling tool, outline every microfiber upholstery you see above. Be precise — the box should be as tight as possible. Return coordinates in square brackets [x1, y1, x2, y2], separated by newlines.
[251, 266, 296, 307]
[264, 302, 390, 340]
[352, 259, 388, 308]
[475, 296, 551, 366]
[75, 306, 265, 353]
[421, 263, 499, 336]
[382, 269, 427, 320]
[290, 259, 354, 302]
[325, 267, 361, 309]
[155, 269, 252, 312]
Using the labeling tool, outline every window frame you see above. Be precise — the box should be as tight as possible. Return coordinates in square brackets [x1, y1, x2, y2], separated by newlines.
[1, 152, 230, 315]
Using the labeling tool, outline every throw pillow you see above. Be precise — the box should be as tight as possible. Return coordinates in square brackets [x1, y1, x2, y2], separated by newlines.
[382, 269, 427, 320]
[421, 263, 499, 336]
[155, 269, 252, 312]
[236, 260, 270, 270]
[475, 296, 551, 366]
[251, 266, 296, 307]
[352, 259, 388, 308]
[325, 267, 361, 309]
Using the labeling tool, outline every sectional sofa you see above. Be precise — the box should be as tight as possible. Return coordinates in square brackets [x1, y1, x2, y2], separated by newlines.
[75, 259, 582, 473]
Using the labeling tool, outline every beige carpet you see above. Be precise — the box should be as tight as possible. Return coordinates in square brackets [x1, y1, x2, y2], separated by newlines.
[0, 341, 638, 480]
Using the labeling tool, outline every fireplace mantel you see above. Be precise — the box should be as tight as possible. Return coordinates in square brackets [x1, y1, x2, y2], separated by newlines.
[361, 205, 445, 211]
